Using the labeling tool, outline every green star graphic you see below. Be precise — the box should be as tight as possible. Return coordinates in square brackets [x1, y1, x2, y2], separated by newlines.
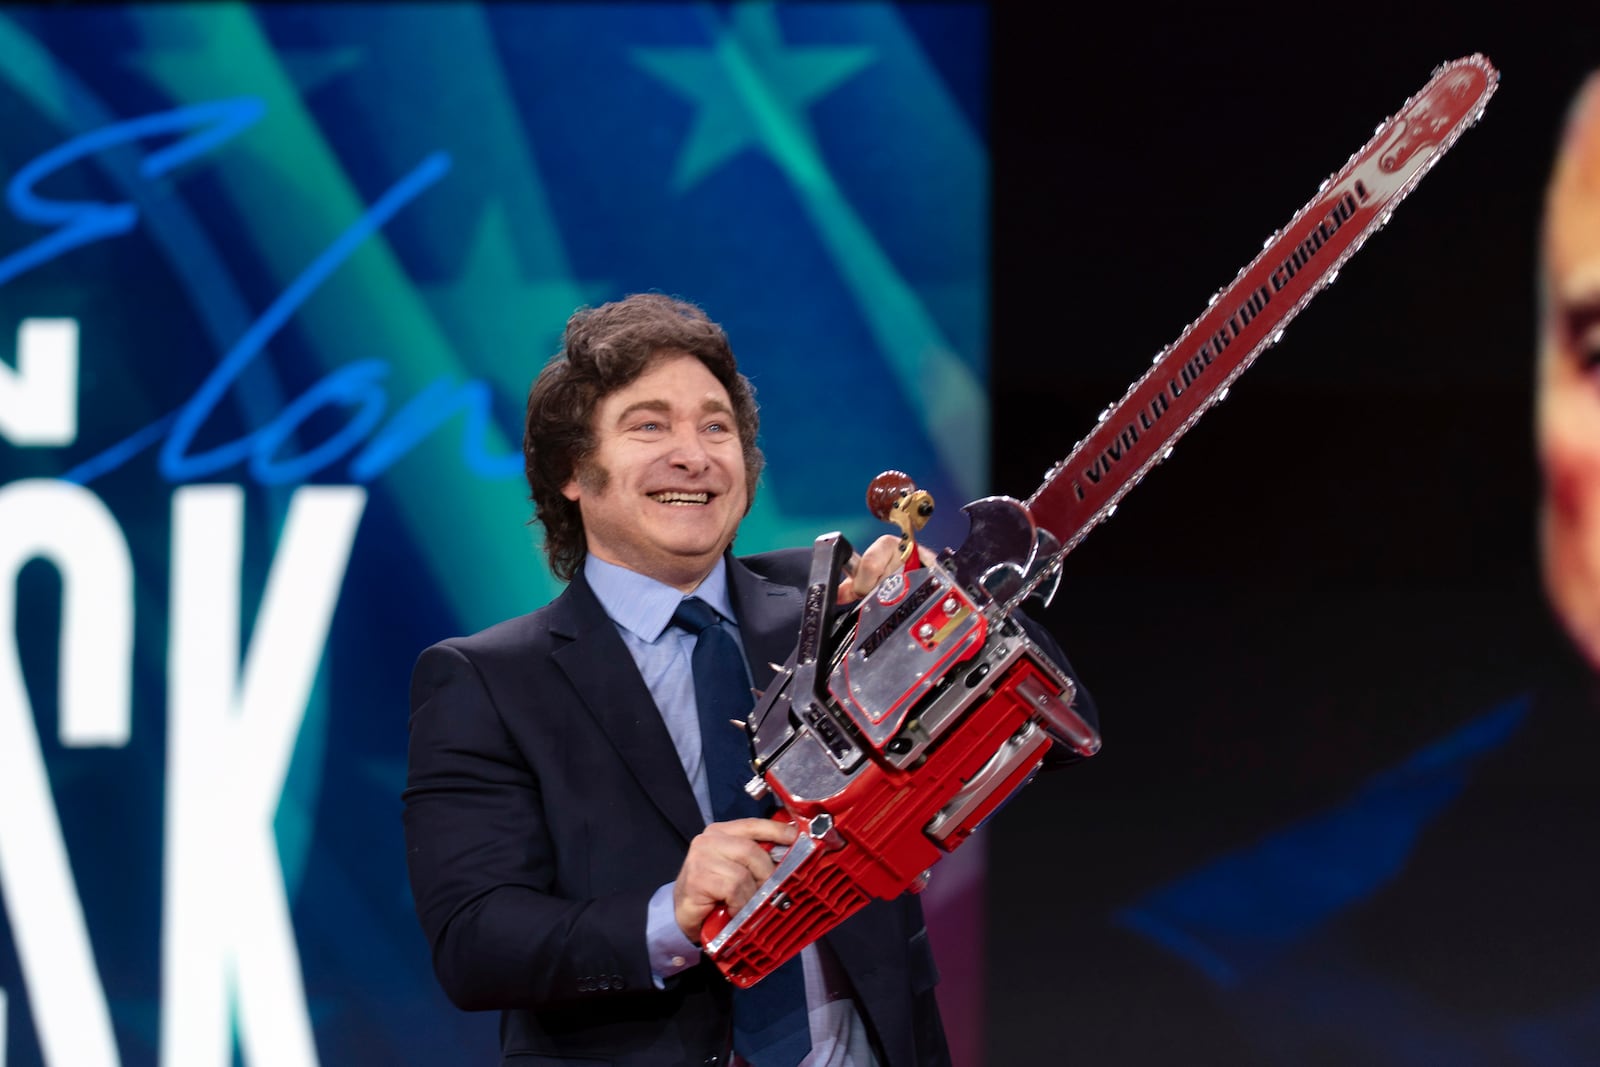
[631, 4, 875, 192]
[423, 202, 609, 398]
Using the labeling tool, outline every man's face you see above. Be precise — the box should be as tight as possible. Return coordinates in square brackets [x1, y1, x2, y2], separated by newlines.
[563, 352, 750, 592]
[1539, 75, 1600, 670]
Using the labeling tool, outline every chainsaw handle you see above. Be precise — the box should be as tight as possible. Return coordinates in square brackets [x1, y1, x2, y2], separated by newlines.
[696, 810, 796, 954]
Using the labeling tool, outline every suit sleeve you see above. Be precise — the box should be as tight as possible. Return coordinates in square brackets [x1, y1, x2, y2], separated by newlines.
[402, 642, 657, 1011]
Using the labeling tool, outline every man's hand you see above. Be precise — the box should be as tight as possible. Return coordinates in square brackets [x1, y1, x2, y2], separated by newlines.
[836, 533, 936, 604]
[674, 817, 799, 942]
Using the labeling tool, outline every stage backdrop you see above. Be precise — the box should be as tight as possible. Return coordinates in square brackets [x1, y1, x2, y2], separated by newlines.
[0, 5, 989, 1065]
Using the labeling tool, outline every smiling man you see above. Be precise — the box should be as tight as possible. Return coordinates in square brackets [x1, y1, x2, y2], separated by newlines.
[562, 349, 749, 594]
[402, 294, 955, 1067]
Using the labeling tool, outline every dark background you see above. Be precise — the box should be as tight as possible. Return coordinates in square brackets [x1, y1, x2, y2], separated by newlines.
[987, 8, 1596, 1063]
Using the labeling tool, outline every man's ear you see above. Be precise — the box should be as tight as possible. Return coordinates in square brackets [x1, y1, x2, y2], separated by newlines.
[562, 478, 581, 502]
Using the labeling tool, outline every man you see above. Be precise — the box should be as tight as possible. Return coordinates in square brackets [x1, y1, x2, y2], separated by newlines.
[403, 293, 1087, 1065]
[1539, 71, 1600, 673]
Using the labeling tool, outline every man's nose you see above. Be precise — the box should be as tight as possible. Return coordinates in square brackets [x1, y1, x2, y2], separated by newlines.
[666, 427, 711, 470]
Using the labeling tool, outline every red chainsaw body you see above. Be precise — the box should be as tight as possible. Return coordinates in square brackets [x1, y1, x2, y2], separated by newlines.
[703, 539, 1094, 988]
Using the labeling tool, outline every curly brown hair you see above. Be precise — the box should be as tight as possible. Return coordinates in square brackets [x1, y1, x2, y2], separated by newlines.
[524, 293, 765, 581]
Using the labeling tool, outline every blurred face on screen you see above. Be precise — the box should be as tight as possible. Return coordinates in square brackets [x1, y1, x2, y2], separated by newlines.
[1539, 74, 1600, 670]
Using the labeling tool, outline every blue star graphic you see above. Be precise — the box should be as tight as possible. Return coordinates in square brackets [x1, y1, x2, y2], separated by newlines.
[631, 4, 875, 192]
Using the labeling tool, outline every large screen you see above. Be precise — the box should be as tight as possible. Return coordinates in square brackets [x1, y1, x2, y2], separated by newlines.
[0, 5, 988, 1065]
[987, 10, 1600, 1066]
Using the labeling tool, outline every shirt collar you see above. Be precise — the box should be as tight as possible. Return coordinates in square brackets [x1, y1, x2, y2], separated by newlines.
[583, 554, 737, 642]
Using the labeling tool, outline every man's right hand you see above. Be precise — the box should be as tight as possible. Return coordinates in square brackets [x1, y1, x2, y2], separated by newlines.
[673, 817, 798, 943]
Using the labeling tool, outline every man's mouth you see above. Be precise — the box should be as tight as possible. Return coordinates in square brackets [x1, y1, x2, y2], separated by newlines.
[649, 491, 712, 506]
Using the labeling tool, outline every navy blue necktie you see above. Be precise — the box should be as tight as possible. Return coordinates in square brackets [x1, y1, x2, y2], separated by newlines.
[672, 597, 810, 1067]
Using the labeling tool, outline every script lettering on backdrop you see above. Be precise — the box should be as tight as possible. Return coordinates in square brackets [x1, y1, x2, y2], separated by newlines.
[0, 97, 516, 1067]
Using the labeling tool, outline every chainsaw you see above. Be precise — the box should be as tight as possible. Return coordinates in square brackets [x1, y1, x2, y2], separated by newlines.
[702, 54, 1498, 987]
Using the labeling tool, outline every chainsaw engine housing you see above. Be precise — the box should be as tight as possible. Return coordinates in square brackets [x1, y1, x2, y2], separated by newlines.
[702, 516, 1098, 986]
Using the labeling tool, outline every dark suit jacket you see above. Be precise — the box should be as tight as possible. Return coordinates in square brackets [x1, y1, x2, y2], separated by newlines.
[403, 550, 951, 1066]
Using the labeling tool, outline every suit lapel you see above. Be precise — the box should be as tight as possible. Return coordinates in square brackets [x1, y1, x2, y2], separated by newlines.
[546, 558, 803, 846]
[727, 554, 804, 692]
[548, 571, 706, 844]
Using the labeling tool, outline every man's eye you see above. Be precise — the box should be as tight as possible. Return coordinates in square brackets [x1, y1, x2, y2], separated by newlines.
[633, 421, 663, 433]
[704, 421, 731, 435]
[1563, 298, 1600, 371]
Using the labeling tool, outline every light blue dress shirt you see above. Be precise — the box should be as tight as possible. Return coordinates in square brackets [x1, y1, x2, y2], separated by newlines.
[583, 555, 875, 1067]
